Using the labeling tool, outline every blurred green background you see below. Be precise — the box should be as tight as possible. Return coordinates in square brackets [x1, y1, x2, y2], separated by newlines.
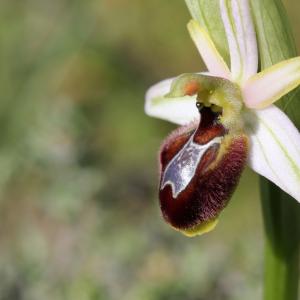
[0, 1, 299, 299]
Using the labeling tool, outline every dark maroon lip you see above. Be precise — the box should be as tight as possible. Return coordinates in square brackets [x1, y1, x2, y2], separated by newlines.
[158, 105, 248, 231]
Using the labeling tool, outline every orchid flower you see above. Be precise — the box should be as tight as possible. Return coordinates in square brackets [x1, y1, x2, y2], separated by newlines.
[145, 0, 300, 237]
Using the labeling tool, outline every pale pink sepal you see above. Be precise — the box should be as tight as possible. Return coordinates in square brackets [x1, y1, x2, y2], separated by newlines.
[243, 57, 300, 109]
[145, 78, 199, 125]
[220, 0, 258, 84]
[246, 105, 300, 202]
[187, 20, 231, 80]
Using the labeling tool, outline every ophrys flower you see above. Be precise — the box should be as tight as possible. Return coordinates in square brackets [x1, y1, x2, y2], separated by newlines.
[145, 0, 300, 236]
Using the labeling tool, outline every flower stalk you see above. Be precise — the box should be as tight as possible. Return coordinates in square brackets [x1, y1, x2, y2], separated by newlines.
[260, 180, 299, 300]
[251, 0, 300, 298]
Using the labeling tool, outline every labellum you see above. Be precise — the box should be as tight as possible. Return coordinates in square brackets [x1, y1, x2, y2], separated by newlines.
[159, 76, 249, 236]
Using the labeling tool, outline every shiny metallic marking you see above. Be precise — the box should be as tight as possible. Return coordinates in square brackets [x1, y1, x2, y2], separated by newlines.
[160, 134, 222, 199]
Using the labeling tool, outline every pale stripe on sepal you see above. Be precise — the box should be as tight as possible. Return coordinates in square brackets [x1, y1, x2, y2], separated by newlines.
[219, 0, 258, 84]
[246, 105, 300, 202]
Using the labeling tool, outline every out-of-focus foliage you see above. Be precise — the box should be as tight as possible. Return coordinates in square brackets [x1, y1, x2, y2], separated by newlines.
[0, 0, 298, 299]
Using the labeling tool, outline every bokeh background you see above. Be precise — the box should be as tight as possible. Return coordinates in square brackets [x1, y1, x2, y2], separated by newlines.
[0, 1, 299, 299]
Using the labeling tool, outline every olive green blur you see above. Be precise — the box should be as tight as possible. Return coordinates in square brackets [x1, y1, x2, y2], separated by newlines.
[0, 1, 299, 300]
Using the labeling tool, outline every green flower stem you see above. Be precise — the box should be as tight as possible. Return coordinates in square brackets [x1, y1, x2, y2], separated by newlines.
[260, 179, 300, 300]
[251, 0, 300, 299]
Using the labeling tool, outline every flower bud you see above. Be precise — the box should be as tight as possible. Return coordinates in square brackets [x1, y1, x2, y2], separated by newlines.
[159, 105, 248, 236]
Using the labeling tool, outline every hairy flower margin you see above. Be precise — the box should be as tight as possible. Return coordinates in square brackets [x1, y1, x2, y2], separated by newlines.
[145, 0, 300, 236]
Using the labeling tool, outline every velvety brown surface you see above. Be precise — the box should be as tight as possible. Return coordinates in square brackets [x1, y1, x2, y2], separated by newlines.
[159, 108, 248, 230]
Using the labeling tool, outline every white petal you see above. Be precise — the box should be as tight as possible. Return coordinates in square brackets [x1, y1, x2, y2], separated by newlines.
[145, 78, 198, 125]
[187, 20, 231, 79]
[243, 57, 300, 109]
[246, 105, 300, 202]
[220, 0, 258, 84]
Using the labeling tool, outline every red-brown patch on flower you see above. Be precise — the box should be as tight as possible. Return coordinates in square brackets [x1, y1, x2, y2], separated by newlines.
[184, 80, 201, 96]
